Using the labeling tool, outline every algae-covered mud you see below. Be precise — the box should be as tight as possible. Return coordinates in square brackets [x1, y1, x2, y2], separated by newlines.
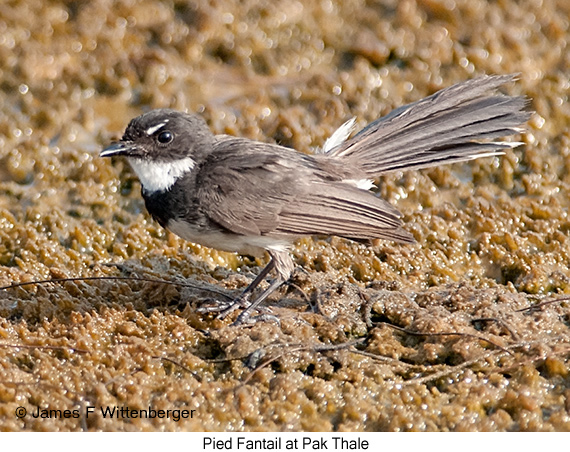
[0, 0, 569, 431]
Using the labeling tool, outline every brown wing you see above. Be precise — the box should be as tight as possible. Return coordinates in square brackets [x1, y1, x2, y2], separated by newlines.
[275, 182, 414, 242]
[197, 137, 414, 243]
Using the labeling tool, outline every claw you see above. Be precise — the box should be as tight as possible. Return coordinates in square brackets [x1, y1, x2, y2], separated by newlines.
[197, 250, 294, 325]
[196, 293, 251, 315]
[216, 294, 251, 320]
[196, 300, 233, 314]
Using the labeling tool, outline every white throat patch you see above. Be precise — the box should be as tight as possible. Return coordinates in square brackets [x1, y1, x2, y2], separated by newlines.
[128, 157, 196, 193]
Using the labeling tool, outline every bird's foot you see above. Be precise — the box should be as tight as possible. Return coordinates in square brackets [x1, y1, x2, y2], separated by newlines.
[196, 293, 252, 318]
[197, 294, 279, 326]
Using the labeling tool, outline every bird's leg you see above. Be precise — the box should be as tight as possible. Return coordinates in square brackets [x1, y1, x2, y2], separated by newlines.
[230, 277, 285, 325]
[199, 250, 294, 324]
[230, 250, 295, 325]
[213, 259, 276, 318]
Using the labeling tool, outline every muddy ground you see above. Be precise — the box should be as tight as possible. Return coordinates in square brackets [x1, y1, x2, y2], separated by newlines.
[0, 0, 569, 431]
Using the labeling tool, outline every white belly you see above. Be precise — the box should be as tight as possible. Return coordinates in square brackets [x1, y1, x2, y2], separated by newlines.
[167, 219, 291, 257]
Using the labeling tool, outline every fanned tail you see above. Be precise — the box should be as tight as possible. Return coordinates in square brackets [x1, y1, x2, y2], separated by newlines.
[327, 74, 531, 176]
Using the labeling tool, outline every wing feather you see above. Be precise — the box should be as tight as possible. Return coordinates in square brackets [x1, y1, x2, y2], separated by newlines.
[197, 138, 413, 243]
[276, 182, 413, 242]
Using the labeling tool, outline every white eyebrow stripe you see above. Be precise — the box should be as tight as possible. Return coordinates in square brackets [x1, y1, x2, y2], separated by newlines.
[145, 120, 169, 136]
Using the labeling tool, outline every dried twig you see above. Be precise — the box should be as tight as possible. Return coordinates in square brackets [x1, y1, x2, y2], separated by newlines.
[516, 295, 570, 313]
[0, 275, 233, 300]
[240, 339, 365, 386]
[377, 322, 514, 356]
[0, 343, 90, 354]
[472, 317, 519, 341]
[152, 355, 202, 382]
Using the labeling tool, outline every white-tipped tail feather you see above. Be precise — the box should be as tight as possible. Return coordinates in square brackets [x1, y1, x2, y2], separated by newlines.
[320, 117, 357, 154]
[327, 74, 531, 176]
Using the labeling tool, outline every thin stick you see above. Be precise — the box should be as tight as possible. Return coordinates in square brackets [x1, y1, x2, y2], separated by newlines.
[401, 348, 507, 386]
[516, 295, 570, 313]
[0, 343, 90, 354]
[241, 339, 365, 386]
[471, 317, 520, 341]
[377, 322, 514, 356]
[152, 355, 202, 382]
[0, 275, 233, 300]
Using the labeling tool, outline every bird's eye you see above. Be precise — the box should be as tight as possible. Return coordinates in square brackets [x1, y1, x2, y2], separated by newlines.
[157, 130, 173, 144]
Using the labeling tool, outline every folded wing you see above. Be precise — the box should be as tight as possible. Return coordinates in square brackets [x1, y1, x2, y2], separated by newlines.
[198, 138, 413, 243]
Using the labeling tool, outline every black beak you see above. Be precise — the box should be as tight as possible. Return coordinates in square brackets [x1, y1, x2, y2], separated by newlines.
[100, 141, 136, 157]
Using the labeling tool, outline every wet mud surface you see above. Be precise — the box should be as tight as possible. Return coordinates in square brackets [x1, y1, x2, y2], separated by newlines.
[0, 0, 569, 431]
